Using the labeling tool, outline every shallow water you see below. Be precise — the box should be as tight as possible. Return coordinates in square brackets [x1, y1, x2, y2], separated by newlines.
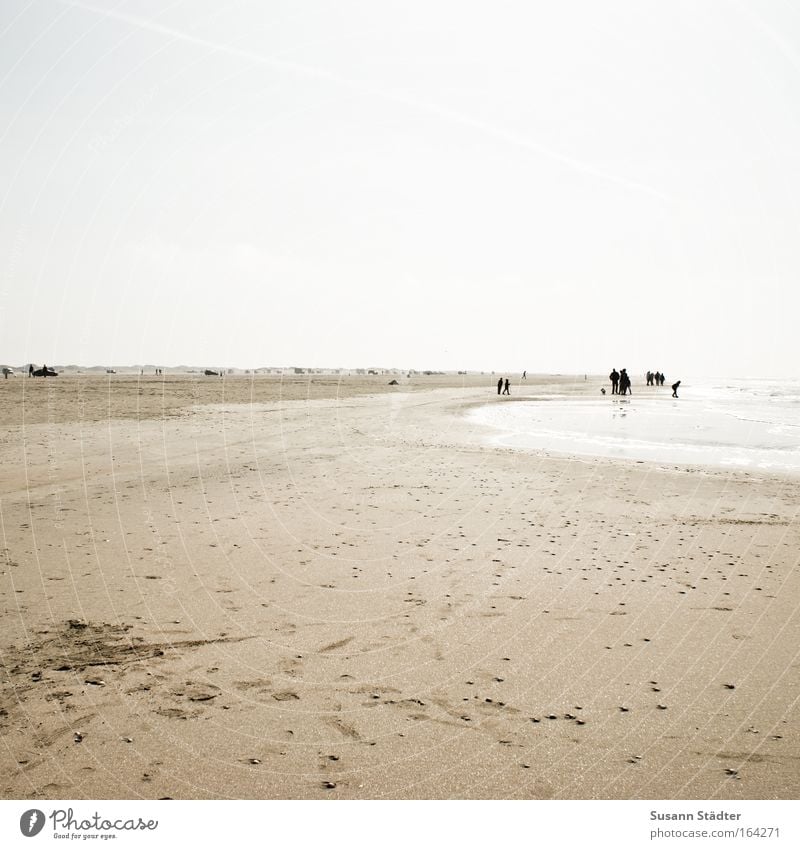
[467, 379, 800, 473]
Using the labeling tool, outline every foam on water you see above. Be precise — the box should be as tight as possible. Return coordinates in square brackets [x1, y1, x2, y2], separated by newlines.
[467, 379, 800, 474]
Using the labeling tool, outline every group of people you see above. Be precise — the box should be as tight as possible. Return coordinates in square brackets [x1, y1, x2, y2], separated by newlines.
[608, 367, 681, 398]
[608, 368, 632, 395]
[494, 370, 680, 399]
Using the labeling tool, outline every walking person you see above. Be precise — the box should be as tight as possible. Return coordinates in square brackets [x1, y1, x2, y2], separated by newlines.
[497, 377, 503, 395]
[503, 378, 510, 395]
[671, 380, 681, 398]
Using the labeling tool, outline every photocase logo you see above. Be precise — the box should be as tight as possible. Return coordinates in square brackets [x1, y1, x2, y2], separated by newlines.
[19, 809, 46, 837]
[16, 806, 160, 838]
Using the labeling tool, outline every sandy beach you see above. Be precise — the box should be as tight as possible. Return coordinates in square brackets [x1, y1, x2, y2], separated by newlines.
[1, 374, 798, 800]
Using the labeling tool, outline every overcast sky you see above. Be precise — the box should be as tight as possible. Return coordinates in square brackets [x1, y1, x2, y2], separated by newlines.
[1, 0, 799, 376]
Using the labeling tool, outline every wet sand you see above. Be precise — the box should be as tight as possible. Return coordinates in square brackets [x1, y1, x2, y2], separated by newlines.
[1, 375, 798, 799]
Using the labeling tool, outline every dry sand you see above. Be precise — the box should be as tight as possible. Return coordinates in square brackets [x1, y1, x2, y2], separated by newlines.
[1, 374, 798, 799]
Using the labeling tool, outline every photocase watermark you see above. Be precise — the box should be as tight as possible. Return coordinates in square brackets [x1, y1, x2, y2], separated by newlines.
[19, 809, 45, 837]
[88, 85, 160, 154]
[44, 382, 64, 531]
[142, 506, 179, 595]
[1, 225, 28, 302]
[18, 807, 159, 838]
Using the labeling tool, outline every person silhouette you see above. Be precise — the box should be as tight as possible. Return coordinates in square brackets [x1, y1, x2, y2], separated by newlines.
[609, 368, 619, 395]
[503, 378, 510, 395]
[497, 378, 503, 395]
[28, 364, 34, 377]
[522, 370, 526, 380]
[671, 380, 681, 398]
[619, 368, 631, 395]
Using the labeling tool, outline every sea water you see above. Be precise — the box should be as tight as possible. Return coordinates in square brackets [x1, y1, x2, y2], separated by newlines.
[467, 379, 800, 474]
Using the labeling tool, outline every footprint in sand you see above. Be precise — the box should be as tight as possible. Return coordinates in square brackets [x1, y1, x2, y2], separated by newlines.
[172, 682, 221, 702]
[272, 691, 299, 702]
[318, 637, 354, 653]
[324, 717, 361, 740]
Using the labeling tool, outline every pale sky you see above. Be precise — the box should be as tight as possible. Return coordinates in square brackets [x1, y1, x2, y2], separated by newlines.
[1, 0, 799, 376]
